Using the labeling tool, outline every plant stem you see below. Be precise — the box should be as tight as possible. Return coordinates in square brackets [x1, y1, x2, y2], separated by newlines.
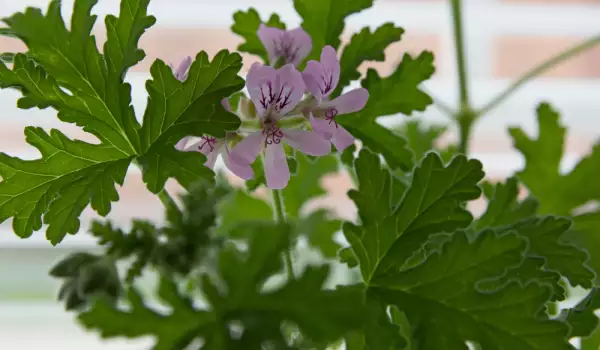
[451, 0, 470, 110]
[271, 189, 294, 280]
[477, 33, 600, 116]
[158, 188, 178, 212]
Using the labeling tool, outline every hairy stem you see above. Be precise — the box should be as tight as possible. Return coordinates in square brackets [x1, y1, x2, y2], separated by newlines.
[477, 33, 600, 116]
[271, 189, 294, 280]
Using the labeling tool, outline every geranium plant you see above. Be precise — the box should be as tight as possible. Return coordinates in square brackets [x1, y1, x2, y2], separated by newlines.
[1, 0, 600, 349]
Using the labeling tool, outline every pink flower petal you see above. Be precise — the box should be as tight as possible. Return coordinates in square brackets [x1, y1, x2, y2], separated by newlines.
[175, 136, 191, 150]
[282, 129, 331, 156]
[331, 126, 355, 152]
[223, 147, 254, 180]
[323, 88, 369, 115]
[185, 138, 223, 169]
[173, 56, 192, 81]
[229, 131, 264, 165]
[221, 98, 231, 112]
[246, 63, 278, 118]
[264, 143, 290, 189]
[258, 24, 286, 65]
[319, 45, 340, 97]
[286, 28, 312, 66]
[302, 60, 325, 100]
[310, 115, 333, 140]
[275, 64, 306, 116]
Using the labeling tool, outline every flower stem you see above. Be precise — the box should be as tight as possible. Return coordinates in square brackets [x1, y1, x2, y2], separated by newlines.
[271, 189, 294, 280]
[477, 33, 600, 116]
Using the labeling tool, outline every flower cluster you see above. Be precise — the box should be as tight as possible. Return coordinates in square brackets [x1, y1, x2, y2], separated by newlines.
[175, 25, 369, 189]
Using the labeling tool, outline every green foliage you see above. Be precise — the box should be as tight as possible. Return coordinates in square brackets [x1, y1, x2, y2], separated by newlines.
[0, 0, 244, 243]
[294, 0, 373, 62]
[231, 8, 286, 63]
[476, 177, 538, 230]
[394, 119, 458, 164]
[79, 223, 364, 348]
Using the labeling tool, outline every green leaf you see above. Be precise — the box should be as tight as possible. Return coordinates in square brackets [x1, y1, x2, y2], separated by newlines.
[282, 152, 338, 218]
[297, 210, 342, 259]
[393, 119, 456, 164]
[294, 0, 373, 61]
[339, 52, 435, 171]
[562, 288, 600, 338]
[215, 190, 272, 237]
[231, 8, 286, 63]
[137, 50, 244, 193]
[344, 149, 484, 283]
[0, 28, 16, 38]
[0, 127, 131, 244]
[0, 52, 14, 63]
[334, 23, 404, 97]
[4, 0, 145, 155]
[567, 211, 600, 284]
[80, 223, 363, 347]
[499, 216, 595, 289]
[510, 103, 600, 215]
[476, 177, 539, 230]
[371, 230, 573, 350]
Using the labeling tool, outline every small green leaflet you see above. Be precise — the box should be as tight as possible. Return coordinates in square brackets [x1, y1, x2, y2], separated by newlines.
[339, 52, 435, 171]
[510, 102, 600, 215]
[344, 149, 484, 284]
[79, 223, 363, 348]
[370, 231, 573, 350]
[476, 177, 538, 229]
[231, 8, 286, 63]
[294, 0, 373, 62]
[333, 23, 404, 97]
[0, 0, 244, 244]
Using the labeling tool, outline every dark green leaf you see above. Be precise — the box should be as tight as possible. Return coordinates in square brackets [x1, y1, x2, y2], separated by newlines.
[344, 149, 484, 283]
[231, 8, 286, 63]
[562, 288, 600, 338]
[297, 210, 342, 258]
[566, 211, 600, 284]
[476, 177, 538, 229]
[0, 52, 14, 63]
[499, 216, 595, 289]
[334, 23, 404, 97]
[371, 231, 573, 350]
[137, 50, 244, 193]
[294, 0, 373, 61]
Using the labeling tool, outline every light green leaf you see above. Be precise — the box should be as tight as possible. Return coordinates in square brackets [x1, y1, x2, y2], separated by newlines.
[371, 231, 573, 350]
[476, 177, 538, 230]
[294, 0, 373, 61]
[137, 50, 244, 193]
[297, 210, 342, 259]
[344, 149, 484, 284]
[334, 23, 404, 97]
[393, 119, 457, 164]
[231, 8, 286, 63]
[510, 103, 600, 215]
[215, 190, 272, 237]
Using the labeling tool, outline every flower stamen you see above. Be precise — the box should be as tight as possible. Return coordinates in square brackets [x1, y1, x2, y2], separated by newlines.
[198, 136, 217, 152]
[325, 108, 339, 128]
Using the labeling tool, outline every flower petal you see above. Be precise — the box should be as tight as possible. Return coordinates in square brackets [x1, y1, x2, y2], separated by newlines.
[258, 24, 285, 65]
[331, 126, 355, 152]
[221, 98, 230, 112]
[246, 63, 278, 118]
[320, 45, 340, 97]
[324, 88, 369, 115]
[302, 60, 325, 100]
[229, 131, 264, 165]
[185, 138, 223, 169]
[173, 56, 192, 81]
[175, 136, 191, 150]
[286, 28, 312, 66]
[310, 115, 333, 140]
[275, 64, 306, 117]
[264, 143, 290, 189]
[223, 147, 254, 180]
[283, 129, 331, 156]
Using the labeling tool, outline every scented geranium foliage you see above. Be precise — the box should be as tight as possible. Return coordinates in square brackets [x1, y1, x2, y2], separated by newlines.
[0, 0, 599, 349]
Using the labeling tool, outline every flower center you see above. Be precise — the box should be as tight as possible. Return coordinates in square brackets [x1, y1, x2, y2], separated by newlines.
[263, 124, 284, 146]
[198, 136, 217, 152]
[325, 108, 339, 128]
[320, 71, 334, 95]
[259, 81, 294, 116]
[272, 35, 300, 63]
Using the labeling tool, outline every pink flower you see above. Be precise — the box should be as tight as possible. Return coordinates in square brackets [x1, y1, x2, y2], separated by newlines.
[302, 46, 369, 151]
[230, 63, 331, 189]
[258, 24, 312, 67]
[171, 57, 252, 179]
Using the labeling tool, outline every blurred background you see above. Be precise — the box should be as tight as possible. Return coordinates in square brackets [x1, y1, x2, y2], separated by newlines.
[1, 0, 600, 348]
